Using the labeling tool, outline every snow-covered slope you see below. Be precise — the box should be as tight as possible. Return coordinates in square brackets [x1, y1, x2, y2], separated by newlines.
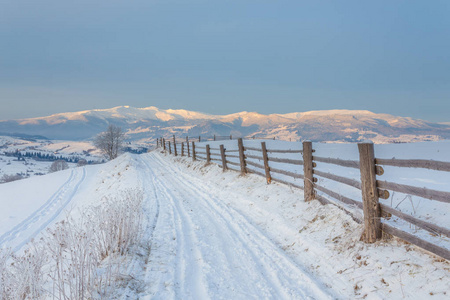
[1, 147, 448, 299]
[1, 106, 449, 142]
[0, 136, 103, 182]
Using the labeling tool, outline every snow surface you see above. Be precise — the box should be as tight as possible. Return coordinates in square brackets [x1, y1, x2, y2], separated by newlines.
[0, 145, 449, 299]
[189, 139, 450, 247]
[0, 136, 102, 181]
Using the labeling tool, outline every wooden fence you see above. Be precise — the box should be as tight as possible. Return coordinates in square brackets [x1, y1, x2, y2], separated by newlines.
[156, 136, 450, 261]
[155, 135, 276, 146]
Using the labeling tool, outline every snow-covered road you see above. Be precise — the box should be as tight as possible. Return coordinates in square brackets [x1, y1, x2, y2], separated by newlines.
[2, 150, 448, 299]
[133, 153, 334, 299]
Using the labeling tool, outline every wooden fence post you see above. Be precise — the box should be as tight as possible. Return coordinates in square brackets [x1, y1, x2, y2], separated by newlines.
[192, 141, 196, 161]
[214, 135, 216, 141]
[181, 142, 184, 156]
[168, 141, 172, 155]
[238, 138, 247, 174]
[358, 142, 381, 243]
[206, 144, 211, 164]
[163, 138, 166, 151]
[303, 141, 315, 201]
[220, 144, 227, 171]
[156, 138, 159, 148]
[186, 137, 190, 157]
[173, 135, 177, 156]
[199, 136, 201, 142]
[261, 142, 271, 184]
[230, 135, 232, 140]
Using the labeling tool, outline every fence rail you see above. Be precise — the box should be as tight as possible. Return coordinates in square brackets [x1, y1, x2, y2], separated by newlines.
[159, 134, 278, 143]
[375, 158, 450, 172]
[226, 160, 240, 167]
[156, 135, 450, 261]
[313, 156, 360, 169]
[246, 160, 265, 170]
[313, 170, 362, 190]
[245, 146, 262, 152]
[269, 157, 303, 165]
[314, 184, 363, 210]
[377, 180, 450, 203]
[270, 167, 303, 179]
[267, 149, 302, 154]
[379, 203, 450, 237]
[246, 154, 264, 160]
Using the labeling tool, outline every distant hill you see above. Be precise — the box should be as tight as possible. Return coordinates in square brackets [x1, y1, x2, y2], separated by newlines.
[0, 132, 49, 141]
[1, 106, 449, 143]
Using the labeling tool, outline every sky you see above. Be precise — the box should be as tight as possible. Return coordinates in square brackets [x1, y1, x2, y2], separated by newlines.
[0, 0, 449, 122]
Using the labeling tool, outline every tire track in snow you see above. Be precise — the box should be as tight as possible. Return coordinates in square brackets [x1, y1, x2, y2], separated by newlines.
[143, 156, 209, 300]
[143, 167, 180, 299]
[162, 167, 284, 297]
[0, 168, 87, 252]
[158, 160, 294, 298]
[159, 158, 309, 295]
[146, 153, 335, 299]
[119, 156, 162, 298]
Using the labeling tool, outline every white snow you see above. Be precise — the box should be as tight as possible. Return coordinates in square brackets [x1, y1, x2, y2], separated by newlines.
[0, 168, 86, 252]
[0, 136, 103, 182]
[0, 140, 449, 299]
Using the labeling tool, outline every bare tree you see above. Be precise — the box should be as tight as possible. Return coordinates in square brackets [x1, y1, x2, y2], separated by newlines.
[49, 160, 69, 173]
[94, 124, 126, 160]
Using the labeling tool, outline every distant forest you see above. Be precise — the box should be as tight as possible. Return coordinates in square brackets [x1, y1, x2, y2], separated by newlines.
[3, 150, 97, 164]
[3, 146, 148, 164]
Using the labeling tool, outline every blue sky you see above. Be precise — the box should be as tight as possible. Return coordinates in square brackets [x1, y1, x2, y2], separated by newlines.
[0, 0, 449, 122]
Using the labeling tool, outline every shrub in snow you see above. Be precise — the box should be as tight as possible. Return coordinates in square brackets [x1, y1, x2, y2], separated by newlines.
[0, 248, 11, 297]
[0, 243, 47, 300]
[45, 189, 144, 299]
[49, 160, 69, 173]
[77, 159, 88, 167]
[1, 174, 23, 183]
[0, 188, 144, 299]
[90, 190, 144, 258]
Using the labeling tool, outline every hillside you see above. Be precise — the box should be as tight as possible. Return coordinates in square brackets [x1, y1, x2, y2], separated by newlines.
[0, 146, 449, 299]
[1, 106, 449, 143]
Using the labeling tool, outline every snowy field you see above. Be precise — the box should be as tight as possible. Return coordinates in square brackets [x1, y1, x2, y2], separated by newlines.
[0, 136, 103, 182]
[0, 142, 449, 298]
[189, 139, 450, 252]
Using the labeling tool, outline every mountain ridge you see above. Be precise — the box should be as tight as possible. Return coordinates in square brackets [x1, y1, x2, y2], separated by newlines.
[1, 106, 449, 143]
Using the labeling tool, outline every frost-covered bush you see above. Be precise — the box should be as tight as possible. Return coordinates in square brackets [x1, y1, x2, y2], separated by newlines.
[1, 174, 23, 183]
[0, 248, 11, 298]
[46, 217, 100, 299]
[45, 189, 144, 299]
[0, 243, 47, 300]
[0, 188, 144, 300]
[90, 190, 144, 258]
[77, 159, 88, 167]
[49, 160, 69, 173]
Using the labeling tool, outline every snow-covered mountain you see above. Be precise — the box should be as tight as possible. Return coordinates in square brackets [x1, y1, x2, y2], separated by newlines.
[1, 106, 449, 143]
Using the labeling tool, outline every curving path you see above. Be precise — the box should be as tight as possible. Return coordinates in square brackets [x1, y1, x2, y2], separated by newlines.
[0, 168, 87, 252]
[133, 153, 334, 300]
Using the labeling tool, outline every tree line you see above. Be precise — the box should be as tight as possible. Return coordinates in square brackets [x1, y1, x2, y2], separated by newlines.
[3, 150, 96, 164]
